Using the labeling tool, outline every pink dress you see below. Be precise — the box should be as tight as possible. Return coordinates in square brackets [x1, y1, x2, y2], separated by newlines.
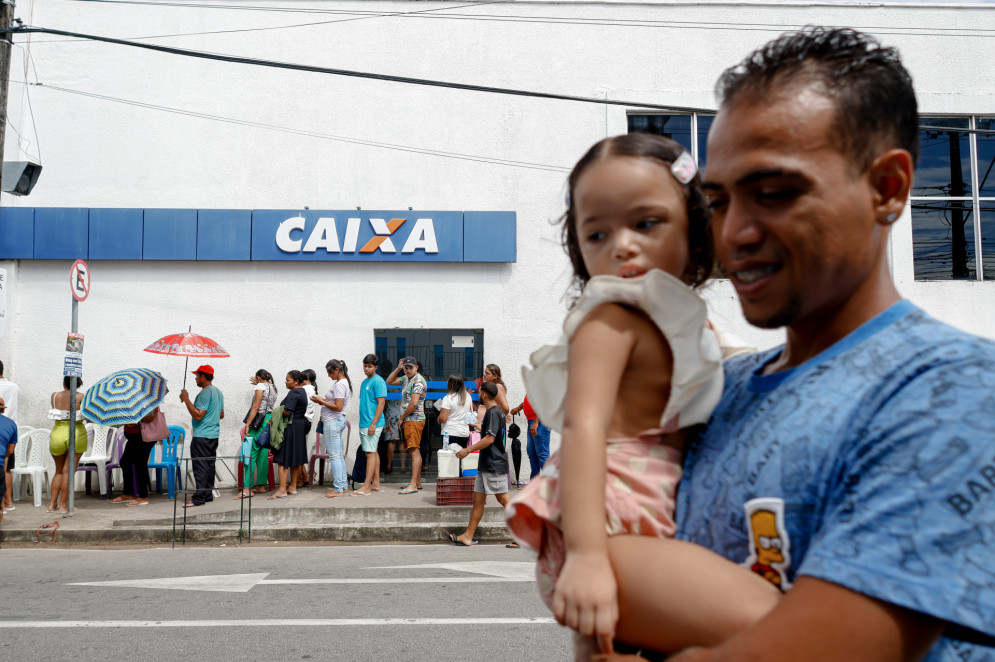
[506, 269, 726, 608]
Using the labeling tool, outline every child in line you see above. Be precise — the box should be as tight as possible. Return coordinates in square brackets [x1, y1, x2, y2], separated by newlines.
[506, 134, 779, 659]
[446, 382, 509, 546]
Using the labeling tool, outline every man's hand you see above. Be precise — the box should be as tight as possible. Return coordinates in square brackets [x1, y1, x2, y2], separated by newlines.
[530, 420, 538, 435]
[553, 551, 619, 655]
[367, 425, 376, 436]
[455, 447, 469, 459]
[179, 389, 190, 403]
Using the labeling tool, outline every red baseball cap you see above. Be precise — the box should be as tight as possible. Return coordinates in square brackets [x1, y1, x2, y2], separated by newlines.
[192, 364, 215, 376]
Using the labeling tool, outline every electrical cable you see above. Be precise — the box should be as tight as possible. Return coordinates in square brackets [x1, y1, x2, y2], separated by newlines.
[31, 0, 511, 43]
[10, 79, 572, 173]
[59, 0, 995, 38]
[12, 42, 42, 161]
[5, 24, 713, 113]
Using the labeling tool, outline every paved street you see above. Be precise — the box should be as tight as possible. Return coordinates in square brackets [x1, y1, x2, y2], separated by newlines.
[0, 544, 571, 661]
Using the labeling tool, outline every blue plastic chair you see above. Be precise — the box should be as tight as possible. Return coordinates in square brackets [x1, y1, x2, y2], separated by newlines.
[148, 425, 185, 499]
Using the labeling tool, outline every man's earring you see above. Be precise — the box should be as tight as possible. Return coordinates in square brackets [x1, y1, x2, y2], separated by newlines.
[886, 213, 898, 223]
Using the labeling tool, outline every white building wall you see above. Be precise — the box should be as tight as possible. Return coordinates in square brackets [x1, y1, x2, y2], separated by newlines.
[1, 0, 992, 479]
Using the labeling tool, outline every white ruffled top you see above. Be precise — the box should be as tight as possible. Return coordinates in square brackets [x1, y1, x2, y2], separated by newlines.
[522, 269, 725, 433]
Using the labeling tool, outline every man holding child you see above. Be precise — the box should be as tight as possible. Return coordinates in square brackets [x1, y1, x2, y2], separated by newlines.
[644, 26, 995, 662]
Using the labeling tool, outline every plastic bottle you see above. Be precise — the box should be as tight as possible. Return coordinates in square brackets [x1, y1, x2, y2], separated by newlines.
[442, 430, 450, 451]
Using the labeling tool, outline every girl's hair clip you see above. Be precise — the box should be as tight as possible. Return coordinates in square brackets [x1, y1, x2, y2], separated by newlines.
[671, 152, 697, 184]
[565, 190, 572, 208]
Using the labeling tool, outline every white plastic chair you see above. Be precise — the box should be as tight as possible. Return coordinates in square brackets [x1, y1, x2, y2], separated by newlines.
[76, 425, 112, 497]
[16, 425, 33, 438]
[11, 429, 51, 507]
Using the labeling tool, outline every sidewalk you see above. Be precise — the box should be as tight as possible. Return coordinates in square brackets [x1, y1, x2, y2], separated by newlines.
[0, 482, 517, 546]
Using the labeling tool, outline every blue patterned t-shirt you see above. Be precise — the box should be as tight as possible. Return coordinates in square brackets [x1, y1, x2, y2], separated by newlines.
[677, 300, 995, 661]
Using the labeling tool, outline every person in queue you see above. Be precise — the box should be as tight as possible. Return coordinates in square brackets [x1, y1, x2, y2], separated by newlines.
[47, 376, 87, 513]
[270, 370, 308, 499]
[353, 353, 386, 496]
[111, 406, 164, 506]
[237, 369, 278, 499]
[602, 27, 995, 661]
[387, 357, 428, 494]
[438, 373, 474, 450]
[180, 365, 225, 508]
[476, 364, 510, 426]
[311, 360, 351, 498]
[0, 397, 15, 523]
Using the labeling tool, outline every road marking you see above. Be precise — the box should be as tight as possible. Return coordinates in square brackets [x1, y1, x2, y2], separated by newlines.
[372, 561, 535, 580]
[0, 618, 557, 629]
[69, 566, 535, 593]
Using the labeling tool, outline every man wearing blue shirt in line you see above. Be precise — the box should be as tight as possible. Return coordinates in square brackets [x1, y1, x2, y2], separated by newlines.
[180, 364, 225, 508]
[0, 397, 16, 524]
[613, 26, 995, 662]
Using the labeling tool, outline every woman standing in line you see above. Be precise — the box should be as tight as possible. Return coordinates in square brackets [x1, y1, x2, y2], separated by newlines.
[47, 376, 88, 513]
[237, 369, 277, 499]
[438, 374, 473, 449]
[298, 368, 318, 488]
[476, 364, 510, 424]
[311, 360, 351, 498]
[270, 370, 308, 499]
[110, 406, 164, 506]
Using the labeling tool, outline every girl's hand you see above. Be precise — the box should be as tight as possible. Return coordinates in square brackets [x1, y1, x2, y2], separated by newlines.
[552, 551, 619, 655]
[368, 425, 376, 436]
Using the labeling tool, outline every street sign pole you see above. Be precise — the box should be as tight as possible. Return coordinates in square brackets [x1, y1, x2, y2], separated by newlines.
[67, 296, 78, 516]
[65, 259, 90, 516]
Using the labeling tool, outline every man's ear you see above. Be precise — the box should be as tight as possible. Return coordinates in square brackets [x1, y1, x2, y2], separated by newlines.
[868, 148, 913, 226]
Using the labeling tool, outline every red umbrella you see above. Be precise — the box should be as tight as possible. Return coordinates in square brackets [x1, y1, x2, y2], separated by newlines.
[144, 326, 230, 388]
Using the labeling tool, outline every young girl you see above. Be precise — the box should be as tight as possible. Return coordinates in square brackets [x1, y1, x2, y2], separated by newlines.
[506, 134, 779, 659]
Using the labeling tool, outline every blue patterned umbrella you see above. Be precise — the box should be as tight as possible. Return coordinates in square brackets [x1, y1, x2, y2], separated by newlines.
[81, 368, 169, 426]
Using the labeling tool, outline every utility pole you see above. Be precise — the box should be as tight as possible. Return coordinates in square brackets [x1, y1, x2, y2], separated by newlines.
[0, 0, 13, 194]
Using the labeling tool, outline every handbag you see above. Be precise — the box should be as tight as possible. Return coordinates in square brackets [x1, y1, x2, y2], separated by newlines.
[244, 408, 266, 431]
[252, 415, 272, 448]
[140, 409, 169, 442]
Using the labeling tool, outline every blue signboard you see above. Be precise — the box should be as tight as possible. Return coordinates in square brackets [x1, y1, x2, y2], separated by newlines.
[251, 210, 464, 262]
[0, 208, 516, 263]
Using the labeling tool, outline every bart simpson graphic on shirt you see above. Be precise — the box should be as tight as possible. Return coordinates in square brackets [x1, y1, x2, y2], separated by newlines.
[742, 497, 792, 590]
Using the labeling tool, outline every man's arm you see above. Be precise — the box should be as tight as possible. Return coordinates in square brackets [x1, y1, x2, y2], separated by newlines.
[180, 395, 206, 421]
[670, 576, 943, 662]
[386, 361, 404, 386]
[456, 433, 494, 458]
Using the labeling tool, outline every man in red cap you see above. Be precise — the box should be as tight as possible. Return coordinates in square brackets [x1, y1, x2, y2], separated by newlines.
[180, 365, 225, 507]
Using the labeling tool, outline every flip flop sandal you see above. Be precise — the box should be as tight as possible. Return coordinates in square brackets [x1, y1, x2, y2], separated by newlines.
[399, 487, 418, 494]
[446, 532, 477, 546]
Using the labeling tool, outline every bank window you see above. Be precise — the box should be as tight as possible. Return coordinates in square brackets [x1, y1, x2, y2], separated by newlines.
[912, 116, 995, 280]
[627, 112, 715, 167]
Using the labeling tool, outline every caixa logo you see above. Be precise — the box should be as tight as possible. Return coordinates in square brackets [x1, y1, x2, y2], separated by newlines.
[275, 216, 438, 254]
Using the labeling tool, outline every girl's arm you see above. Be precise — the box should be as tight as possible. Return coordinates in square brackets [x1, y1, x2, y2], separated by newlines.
[557, 303, 640, 655]
[438, 407, 450, 425]
[496, 385, 510, 415]
[246, 390, 263, 425]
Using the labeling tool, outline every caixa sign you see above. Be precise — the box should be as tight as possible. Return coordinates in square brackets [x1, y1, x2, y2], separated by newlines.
[251, 210, 513, 262]
[0, 208, 516, 263]
[275, 216, 440, 255]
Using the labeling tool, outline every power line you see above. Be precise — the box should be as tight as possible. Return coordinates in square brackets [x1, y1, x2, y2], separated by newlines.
[10, 80, 572, 173]
[7, 25, 713, 113]
[58, 0, 995, 38]
[31, 0, 510, 43]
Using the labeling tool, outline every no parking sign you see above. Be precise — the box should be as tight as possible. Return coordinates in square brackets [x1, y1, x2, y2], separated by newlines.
[70, 259, 90, 302]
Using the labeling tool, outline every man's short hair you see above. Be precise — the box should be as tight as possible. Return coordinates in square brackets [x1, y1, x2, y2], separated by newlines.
[715, 26, 919, 170]
[0, 359, 4, 375]
[480, 382, 498, 400]
[198, 371, 214, 382]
